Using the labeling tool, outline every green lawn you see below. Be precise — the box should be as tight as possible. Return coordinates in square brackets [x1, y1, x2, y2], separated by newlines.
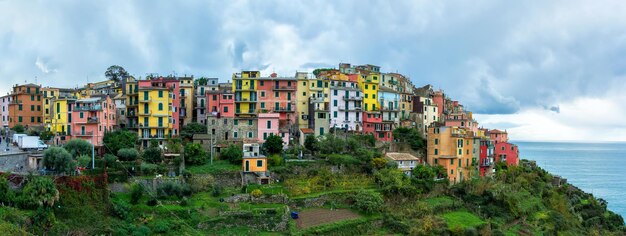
[186, 160, 240, 174]
[442, 211, 485, 230]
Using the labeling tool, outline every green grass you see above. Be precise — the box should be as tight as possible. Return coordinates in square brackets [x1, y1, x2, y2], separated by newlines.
[246, 184, 286, 195]
[186, 160, 240, 174]
[424, 196, 455, 208]
[290, 188, 377, 200]
[442, 211, 485, 230]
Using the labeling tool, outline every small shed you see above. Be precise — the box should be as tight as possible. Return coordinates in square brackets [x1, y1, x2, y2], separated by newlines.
[385, 152, 420, 175]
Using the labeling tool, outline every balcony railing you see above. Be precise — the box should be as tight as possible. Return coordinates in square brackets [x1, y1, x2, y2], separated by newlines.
[338, 106, 362, 111]
[273, 107, 295, 112]
[86, 117, 99, 123]
[273, 86, 296, 91]
[74, 105, 102, 111]
[237, 98, 258, 102]
[343, 96, 363, 101]
[74, 131, 94, 136]
[9, 100, 22, 105]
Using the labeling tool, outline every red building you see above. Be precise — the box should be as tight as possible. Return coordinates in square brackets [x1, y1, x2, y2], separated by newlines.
[488, 129, 508, 144]
[207, 86, 235, 118]
[479, 139, 495, 177]
[362, 111, 393, 142]
[432, 90, 445, 116]
[495, 142, 519, 166]
[256, 73, 297, 137]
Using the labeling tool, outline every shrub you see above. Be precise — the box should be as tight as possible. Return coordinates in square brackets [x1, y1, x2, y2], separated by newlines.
[147, 197, 158, 206]
[20, 177, 59, 209]
[328, 154, 359, 166]
[221, 144, 243, 165]
[64, 139, 93, 157]
[111, 199, 130, 219]
[262, 134, 284, 155]
[268, 154, 283, 166]
[140, 163, 159, 175]
[0, 176, 15, 206]
[156, 182, 192, 199]
[212, 185, 224, 197]
[117, 148, 139, 161]
[12, 124, 25, 133]
[130, 184, 144, 205]
[104, 154, 118, 167]
[180, 197, 189, 206]
[184, 143, 208, 165]
[251, 189, 263, 198]
[76, 155, 91, 168]
[352, 190, 384, 214]
[103, 130, 137, 155]
[189, 175, 214, 192]
[151, 220, 170, 234]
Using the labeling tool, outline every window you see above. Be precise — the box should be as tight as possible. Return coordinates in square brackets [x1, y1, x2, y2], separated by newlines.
[260, 102, 265, 109]
[302, 92, 306, 96]
[267, 120, 271, 129]
[234, 131, 238, 138]
[19, 105, 22, 111]
[435, 139, 439, 145]
[458, 159, 461, 167]
[434, 149, 438, 155]
[275, 92, 279, 98]
[261, 91, 265, 97]
[234, 120, 238, 125]
[450, 159, 454, 165]
[334, 111, 337, 118]
[248, 120, 252, 125]
[18, 116, 22, 122]
[260, 81, 264, 86]
[248, 132, 253, 138]
[263, 132, 267, 140]
[158, 103, 163, 111]
[257, 160, 263, 167]
[31, 117, 34, 122]
[224, 106, 229, 112]
[30, 105, 34, 111]
[158, 91, 163, 98]
[319, 127, 324, 136]
[80, 112, 84, 118]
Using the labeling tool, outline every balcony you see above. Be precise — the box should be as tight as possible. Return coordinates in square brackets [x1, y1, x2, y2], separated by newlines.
[480, 161, 493, 167]
[273, 86, 296, 91]
[338, 106, 362, 111]
[236, 98, 258, 102]
[74, 105, 102, 111]
[139, 134, 168, 140]
[235, 109, 256, 115]
[86, 117, 99, 123]
[234, 86, 255, 91]
[74, 131, 94, 136]
[343, 96, 363, 101]
[310, 97, 325, 103]
[9, 100, 22, 105]
[273, 107, 295, 113]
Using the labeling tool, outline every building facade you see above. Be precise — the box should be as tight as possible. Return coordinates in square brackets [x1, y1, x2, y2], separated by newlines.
[8, 84, 43, 128]
[70, 96, 116, 146]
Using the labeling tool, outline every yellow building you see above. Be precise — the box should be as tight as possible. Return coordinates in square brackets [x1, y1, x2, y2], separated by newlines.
[427, 126, 474, 183]
[137, 79, 175, 147]
[179, 77, 194, 126]
[296, 72, 330, 130]
[232, 71, 260, 116]
[358, 72, 380, 111]
[42, 87, 60, 127]
[125, 80, 139, 130]
[47, 97, 76, 136]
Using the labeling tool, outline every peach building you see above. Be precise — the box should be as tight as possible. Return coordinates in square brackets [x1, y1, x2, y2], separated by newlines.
[8, 83, 43, 128]
[427, 126, 474, 183]
[70, 96, 116, 147]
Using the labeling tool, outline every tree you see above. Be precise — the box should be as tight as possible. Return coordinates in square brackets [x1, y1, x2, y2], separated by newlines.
[103, 130, 137, 155]
[184, 143, 208, 165]
[195, 77, 208, 86]
[12, 124, 25, 134]
[0, 176, 14, 206]
[43, 147, 76, 174]
[142, 142, 162, 164]
[304, 135, 319, 154]
[263, 134, 284, 155]
[105, 65, 129, 82]
[318, 134, 346, 155]
[181, 123, 207, 141]
[411, 165, 437, 191]
[130, 183, 144, 205]
[63, 139, 92, 157]
[221, 145, 243, 165]
[352, 190, 384, 214]
[374, 168, 414, 195]
[21, 176, 59, 209]
[393, 127, 426, 152]
[117, 148, 140, 161]
[39, 130, 54, 142]
[371, 157, 389, 170]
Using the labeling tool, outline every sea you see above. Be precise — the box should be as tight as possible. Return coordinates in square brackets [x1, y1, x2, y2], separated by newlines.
[515, 141, 626, 218]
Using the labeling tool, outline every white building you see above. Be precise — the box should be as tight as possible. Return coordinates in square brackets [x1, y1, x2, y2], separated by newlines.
[329, 79, 363, 132]
[385, 152, 421, 176]
[420, 96, 439, 132]
[0, 95, 10, 128]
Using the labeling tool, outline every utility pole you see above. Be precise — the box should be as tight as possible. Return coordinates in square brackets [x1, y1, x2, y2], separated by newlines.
[92, 141, 95, 169]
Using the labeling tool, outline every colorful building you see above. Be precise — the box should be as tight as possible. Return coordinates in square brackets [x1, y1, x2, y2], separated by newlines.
[385, 152, 421, 176]
[488, 129, 509, 144]
[233, 71, 260, 117]
[257, 112, 281, 144]
[194, 77, 219, 125]
[179, 76, 194, 126]
[8, 83, 43, 128]
[329, 74, 363, 132]
[362, 111, 393, 142]
[479, 139, 495, 177]
[70, 96, 116, 147]
[495, 142, 519, 166]
[415, 96, 439, 134]
[378, 86, 400, 125]
[427, 126, 474, 183]
[137, 77, 181, 147]
[256, 73, 297, 138]
[125, 80, 139, 130]
[0, 95, 11, 128]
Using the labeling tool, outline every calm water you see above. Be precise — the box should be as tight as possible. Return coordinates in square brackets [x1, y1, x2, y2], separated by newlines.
[515, 141, 626, 218]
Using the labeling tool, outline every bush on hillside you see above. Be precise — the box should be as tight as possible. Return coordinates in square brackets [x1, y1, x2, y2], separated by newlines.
[117, 148, 140, 161]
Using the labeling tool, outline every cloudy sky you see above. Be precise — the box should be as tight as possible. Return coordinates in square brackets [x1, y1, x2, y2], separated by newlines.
[1, 0, 626, 141]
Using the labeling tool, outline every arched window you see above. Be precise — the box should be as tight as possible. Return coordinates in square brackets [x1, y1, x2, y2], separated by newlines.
[158, 103, 163, 111]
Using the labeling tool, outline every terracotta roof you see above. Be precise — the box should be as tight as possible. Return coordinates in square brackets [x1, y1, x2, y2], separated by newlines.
[300, 128, 314, 134]
[385, 152, 420, 161]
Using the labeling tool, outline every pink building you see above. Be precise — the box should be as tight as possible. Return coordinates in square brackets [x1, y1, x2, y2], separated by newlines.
[257, 113, 286, 145]
[488, 129, 508, 144]
[70, 96, 116, 147]
[444, 112, 478, 133]
[257, 73, 297, 140]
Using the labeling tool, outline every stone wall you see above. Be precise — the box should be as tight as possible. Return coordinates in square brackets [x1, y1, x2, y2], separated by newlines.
[0, 152, 29, 173]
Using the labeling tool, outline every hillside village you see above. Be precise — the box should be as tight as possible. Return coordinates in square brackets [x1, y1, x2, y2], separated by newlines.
[0, 63, 623, 235]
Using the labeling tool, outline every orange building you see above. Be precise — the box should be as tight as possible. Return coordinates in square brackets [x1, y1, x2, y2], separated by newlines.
[8, 83, 43, 128]
[427, 126, 474, 183]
